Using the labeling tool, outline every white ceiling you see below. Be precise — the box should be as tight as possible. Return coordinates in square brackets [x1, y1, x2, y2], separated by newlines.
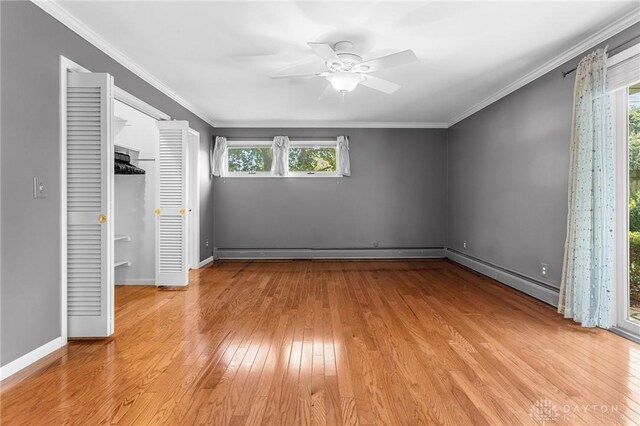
[54, 1, 639, 127]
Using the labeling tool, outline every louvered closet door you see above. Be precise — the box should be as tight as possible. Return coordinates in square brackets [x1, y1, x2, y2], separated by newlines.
[66, 72, 114, 338]
[155, 121, 189, 286]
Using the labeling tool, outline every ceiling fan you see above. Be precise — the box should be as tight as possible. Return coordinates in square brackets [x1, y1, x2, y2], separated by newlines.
[270, 41, 417, 97]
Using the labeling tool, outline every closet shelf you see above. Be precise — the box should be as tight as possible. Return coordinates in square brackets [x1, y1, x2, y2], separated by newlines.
[114, 143, 140, 154]
[114, 235, 131, 242]
[115, 260, 131, 268]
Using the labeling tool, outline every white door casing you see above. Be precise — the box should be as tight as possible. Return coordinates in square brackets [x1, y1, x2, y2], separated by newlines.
[155, 120, 189, 286]
[188, 129, 200, 269]
[66, 72, 114, 338]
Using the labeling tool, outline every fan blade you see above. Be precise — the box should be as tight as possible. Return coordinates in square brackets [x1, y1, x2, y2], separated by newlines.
[308, 42, 341, 63]
[360, 75, 401, 94]
[358, 50, 417, 73]
[270, 60, 329, 79]
[270, 72, 326, 79]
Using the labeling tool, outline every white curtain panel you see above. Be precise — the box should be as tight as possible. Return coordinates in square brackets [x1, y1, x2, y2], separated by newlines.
[271, 136, 289, 176]
[559, 48, 614, 328]
[212, 136, 228, 177]
[337, 136, 351, 176]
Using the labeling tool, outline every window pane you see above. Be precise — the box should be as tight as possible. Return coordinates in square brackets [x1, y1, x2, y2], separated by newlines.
[289, 147, 336, 173]
[228, 147, 273, 173]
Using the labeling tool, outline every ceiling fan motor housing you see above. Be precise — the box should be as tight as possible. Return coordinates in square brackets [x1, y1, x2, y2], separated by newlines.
[326, 41, 366, 72]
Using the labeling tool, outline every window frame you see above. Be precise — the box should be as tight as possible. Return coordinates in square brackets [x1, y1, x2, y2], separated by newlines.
[225, 139, 273, 177]
[287, 139, 339, 178]
[222, 138, 342, 178]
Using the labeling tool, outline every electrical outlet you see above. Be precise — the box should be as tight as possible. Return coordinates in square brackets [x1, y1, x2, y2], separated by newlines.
[205, 239, 209, 248]
[33, 177, 46, 199]
[463, 240, 467, 250]
[541, 263, 548, 278]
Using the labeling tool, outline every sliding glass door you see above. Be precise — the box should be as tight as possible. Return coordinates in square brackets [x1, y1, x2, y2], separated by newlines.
[616, 81, 640, 336]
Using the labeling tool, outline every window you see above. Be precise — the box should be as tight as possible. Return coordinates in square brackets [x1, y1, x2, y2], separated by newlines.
[288, 140, 337, 176]
[226, 141, 272, 176]
[223, 139, 341, 177]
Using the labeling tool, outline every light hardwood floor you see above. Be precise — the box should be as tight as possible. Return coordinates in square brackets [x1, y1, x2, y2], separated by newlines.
[1, 260, 639, 425]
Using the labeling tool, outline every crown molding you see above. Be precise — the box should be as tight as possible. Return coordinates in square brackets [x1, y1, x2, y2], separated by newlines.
[214, 121, 449, 129]
[32, 0, 217, 128]
[448, 6, 640, 127]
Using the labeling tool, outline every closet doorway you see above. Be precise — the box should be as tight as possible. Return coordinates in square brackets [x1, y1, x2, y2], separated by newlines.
[113, 100, 158, 286]
[60, 56, 198, 339]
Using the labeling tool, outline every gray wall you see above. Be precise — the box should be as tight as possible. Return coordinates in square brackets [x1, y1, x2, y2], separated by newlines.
[447, 23, 640, 289]
[0, 1, 215, 366]
[214, 128, 447, 250]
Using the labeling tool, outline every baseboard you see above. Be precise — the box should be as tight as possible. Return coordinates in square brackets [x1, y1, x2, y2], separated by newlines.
[216, 247, 446, 260]
[115, 278, 155, 285]
[445, 249, 560, 307]
[609, 327, 640, 344]
[0, 336, 66, 381]
[198, 256, 214, 268]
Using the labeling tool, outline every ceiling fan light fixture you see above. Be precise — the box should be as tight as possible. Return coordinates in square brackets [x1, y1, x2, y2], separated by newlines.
[326, 72, 365, 93]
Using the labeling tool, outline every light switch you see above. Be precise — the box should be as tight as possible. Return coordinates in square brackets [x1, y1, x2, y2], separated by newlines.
[33, 177, 46, 199]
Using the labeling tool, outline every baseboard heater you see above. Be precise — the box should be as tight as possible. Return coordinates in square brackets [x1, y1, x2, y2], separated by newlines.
[215, 247, 446, 260]
[445, 248, 560, 307]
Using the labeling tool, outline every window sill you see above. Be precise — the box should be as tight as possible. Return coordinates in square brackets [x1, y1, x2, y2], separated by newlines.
[219, 174, 342, 179]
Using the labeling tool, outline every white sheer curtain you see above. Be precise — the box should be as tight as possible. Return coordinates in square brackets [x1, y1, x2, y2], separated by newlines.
[211, 136, 227, 177]
[271, 136, 289, 176]
[337, 136, 350, 176]
[559, 48, 614, 328]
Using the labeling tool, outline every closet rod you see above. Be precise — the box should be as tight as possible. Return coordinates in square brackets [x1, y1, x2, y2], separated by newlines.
[562, 35, 640, 78]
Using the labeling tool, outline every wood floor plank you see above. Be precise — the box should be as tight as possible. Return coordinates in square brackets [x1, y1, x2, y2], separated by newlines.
[1, 260, 639, 425]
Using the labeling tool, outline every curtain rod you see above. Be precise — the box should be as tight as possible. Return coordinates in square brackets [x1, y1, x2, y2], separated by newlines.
[562, 35, 640, 78]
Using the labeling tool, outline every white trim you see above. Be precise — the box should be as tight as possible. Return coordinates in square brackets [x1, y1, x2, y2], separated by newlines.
[607, 42, 640, 68]
[188, 128, 200, 270]
[32, 0, 216, 127]
[115, 86, 171, 121]
[199, 256, 214, 268]
[287, 172, 340, 178]
[220, 174, 339, 179]
[289, 139, 338, 147]
[449, 7, 640, 126]
[224, 172, 274, 178]
[446, 249, 560, 307]
[216, 121, 449, 129]
[227, 139, 272, 147]
[217, 248, 445, 260]
[115, 278, 155, 285]
[0, 337, 65, 381]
